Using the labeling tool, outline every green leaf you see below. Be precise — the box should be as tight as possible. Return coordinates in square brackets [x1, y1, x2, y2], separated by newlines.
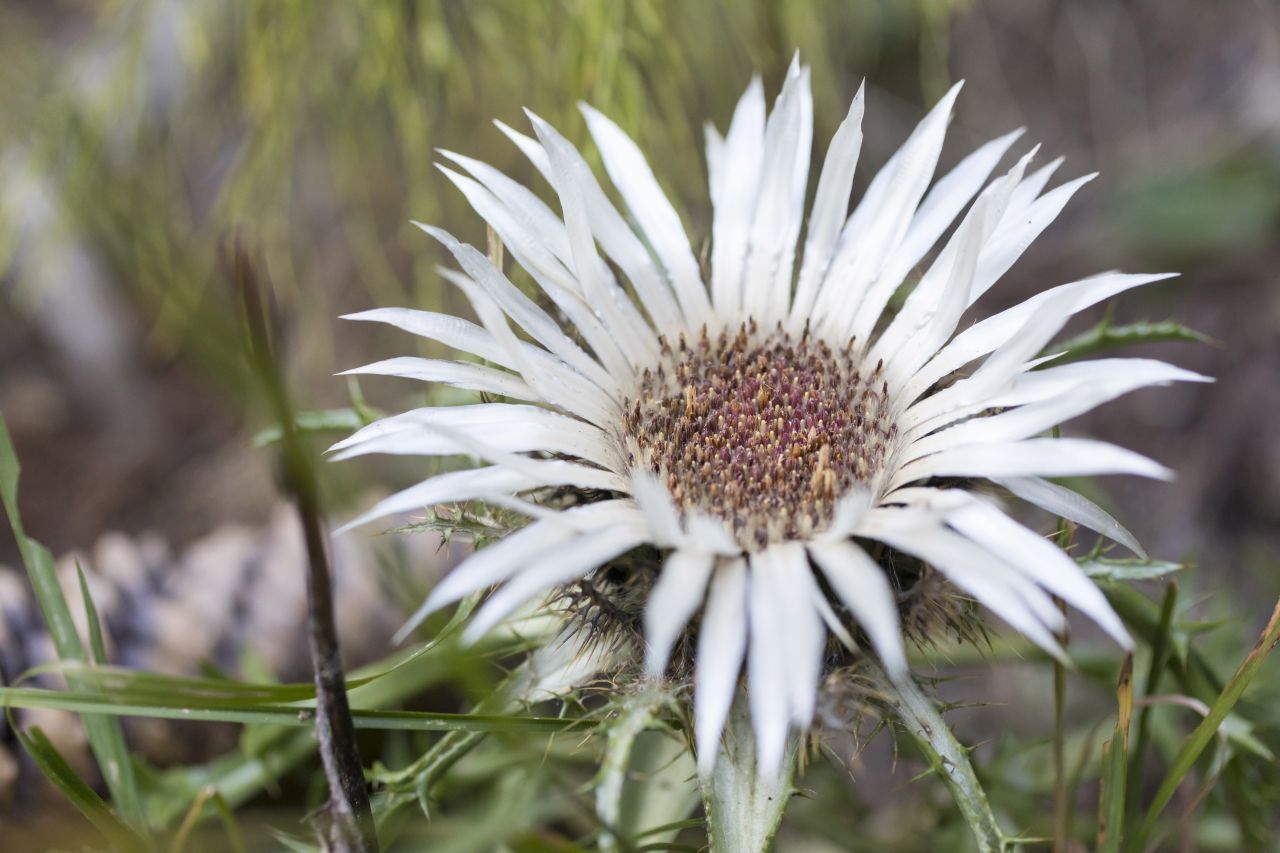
[0, 413, 149, 837]
[1097, 656, 1133, 853]
[1047, 318, 1214, 365]
[251, 407, 366, 446]
[17, 725, 149, 851]
[1081, 558, 1184, 583]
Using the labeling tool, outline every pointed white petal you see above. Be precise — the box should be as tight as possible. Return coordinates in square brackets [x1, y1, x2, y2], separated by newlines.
[336, 461, 623, 536]
[742, 60, 812, 324]
[644, 549, 716, 676]
[463, 522, 650, 642]
[891, 437, 1174, 489]
[808, 539, 908, 677]
[709, 76, 765, 317]
[945, 495, 1132, 647]
[905, 360, 1211, 462]
[858, 512, 1069, 662]
[819, 82, 964, 344]
[434, 268, 619, 427]
[498, 121, 683, 331]
[790, 81, 865, 329]
[494, 119, 552, 181]
[399, 515, 579, 637]
[996, 476, 1146, 558]
[897, 272, 1178, 411]
[696, 558, 748, 776]
[342, 308, 510, 367]
[330, 403, 622, 470]
[340, 356, 533, 400]
[525, 114, 664, 365]
[580, 104, 713, 325]
[890, 128, 1025, 279]
[746, 549, 793, 778]
[432, 168, 635, 384]
[417, 223, 625, 395]
[1003, 156, 1063, 222]
[968, 172, 1096, 302]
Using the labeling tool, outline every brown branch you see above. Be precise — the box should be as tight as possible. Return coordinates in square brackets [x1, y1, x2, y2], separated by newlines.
[226, 240, 379, 853]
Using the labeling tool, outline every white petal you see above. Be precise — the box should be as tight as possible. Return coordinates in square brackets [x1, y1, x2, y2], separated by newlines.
[904, 360, 1211, 461]
[746, 549, 793, 778]
[742, 59, 812, 324]
[789, 81, 865, 329]
[996, 476, 1146, 558]
[433, 167, 635, 384]
[437, 149, 574, 262]
[330, 403, 622, 470]
[494, 119, 552, 181]
[897, 272, 1178, 412]
[340, 356, 533, 400]
[859, 512, 1068, 662]
[696, 558, 748, 776]
[709, 76, 765, 318]
[336, 461, 623, 536]
[770, 542, 824, 727]
[891, 437, 1174, 490]
[808, 539, 908, 677]
[342, 308, 510, 367]
[968, 172, 1096, 303]
[580, 104, 713, 325]
[819, 82, 964, 344]
[873, 145, 1037, 386]
[1003, 155, 1063, 222]
[399, 515, 580, 637]
[497, 120, 683, 331]
[629, 469, 685, 548]
[417, 223, 623, 396]
[945, 495, 1132, 647]
[463, 522, 650, 642]
[890, 128, 1025, 279]
[435, 267, 619, 427]
[644, 549, 716, 676]
[525, 113, 664, 365]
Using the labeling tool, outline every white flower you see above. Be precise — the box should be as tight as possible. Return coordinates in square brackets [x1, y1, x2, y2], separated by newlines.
[335, 59, 1208, 778]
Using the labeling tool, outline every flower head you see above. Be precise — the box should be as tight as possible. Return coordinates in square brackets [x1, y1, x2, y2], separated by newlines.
[336, 58, 1207, 777]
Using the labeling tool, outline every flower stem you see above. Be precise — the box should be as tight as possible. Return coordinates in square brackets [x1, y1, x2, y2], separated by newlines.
[873, 666, 1010, 853]
[700, 691, 796, 853]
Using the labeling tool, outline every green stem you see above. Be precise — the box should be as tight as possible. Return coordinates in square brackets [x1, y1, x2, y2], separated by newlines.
[700, 692, 796, 853]
[874, 667, 1009, 853]
[596, 687, 669, 852]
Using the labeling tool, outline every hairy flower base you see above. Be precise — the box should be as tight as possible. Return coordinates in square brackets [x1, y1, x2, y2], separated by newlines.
[625, 321, 895, 549]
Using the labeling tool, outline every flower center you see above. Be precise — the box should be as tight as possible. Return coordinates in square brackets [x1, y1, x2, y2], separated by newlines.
[624, 321, 896, 550]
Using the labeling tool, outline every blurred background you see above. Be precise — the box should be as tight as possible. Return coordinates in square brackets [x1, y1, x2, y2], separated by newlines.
[0, 0, 1278, 849]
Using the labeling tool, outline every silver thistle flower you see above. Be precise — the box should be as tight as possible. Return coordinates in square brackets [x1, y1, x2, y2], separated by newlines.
[336, 58, 1207, 778]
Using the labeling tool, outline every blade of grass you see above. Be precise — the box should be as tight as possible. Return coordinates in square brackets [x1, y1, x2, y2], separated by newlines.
[168, 786, 247, 853]
[17, 725, 148, 851]
[0, 413, 149, 837]
[1131, 598, 1280, 849]
[0, 685, 584, 732]
[1097, 656, 1134, 853]
[1125, 582, 1178, 819]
